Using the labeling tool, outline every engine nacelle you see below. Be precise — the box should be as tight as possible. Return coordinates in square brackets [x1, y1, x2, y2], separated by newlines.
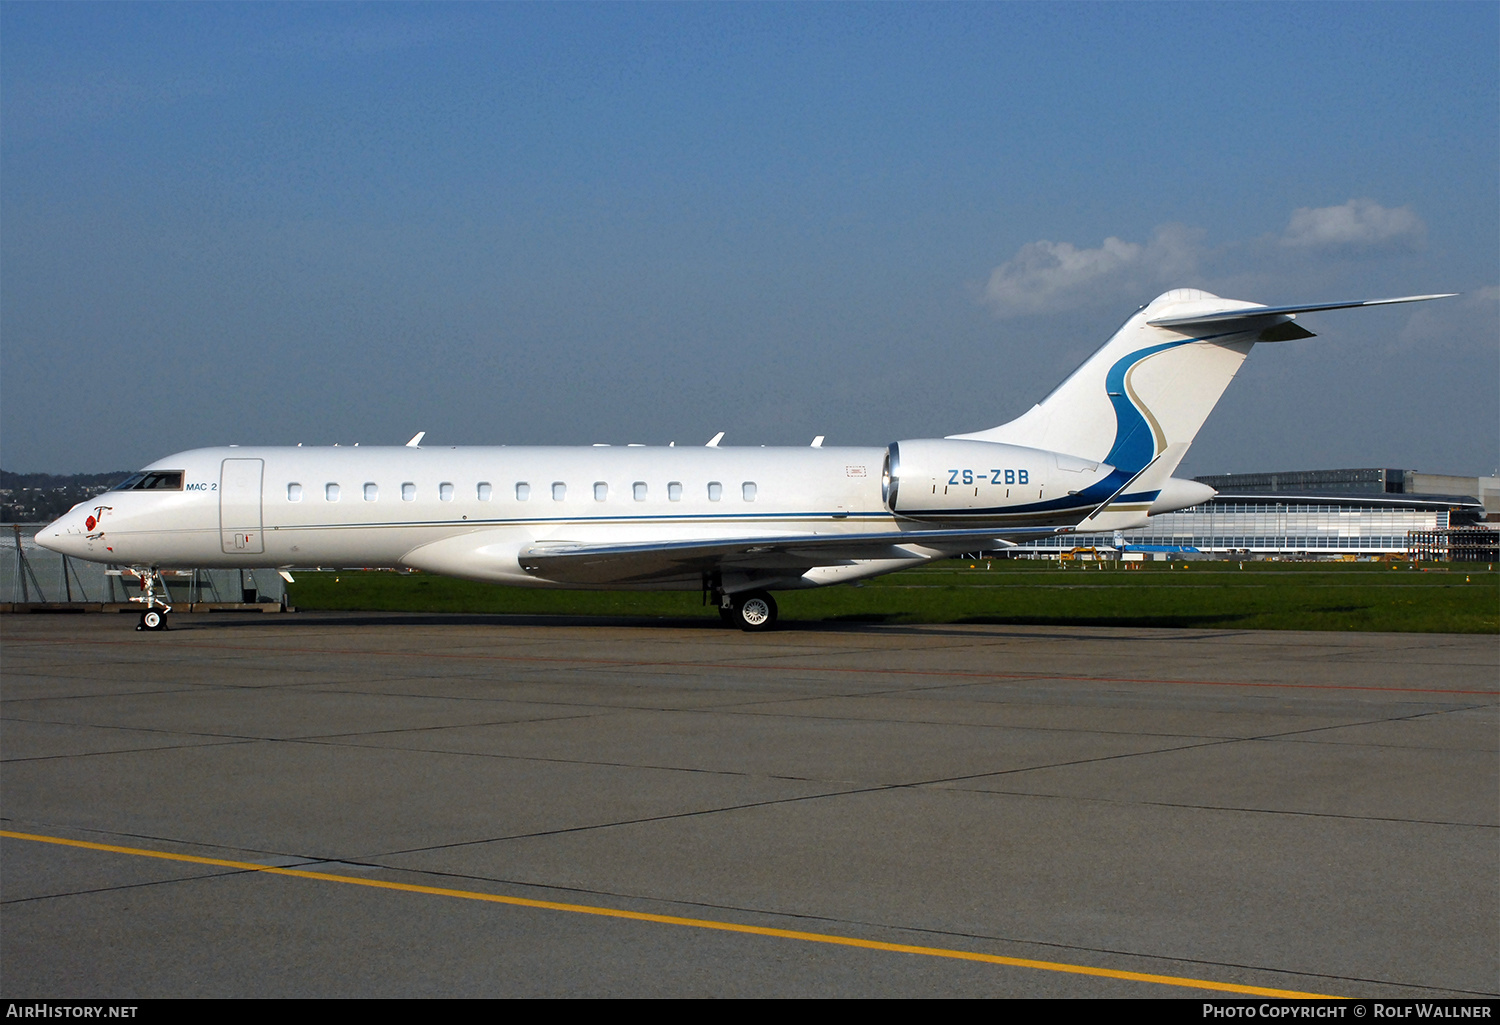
[883, 439, 1118, 518]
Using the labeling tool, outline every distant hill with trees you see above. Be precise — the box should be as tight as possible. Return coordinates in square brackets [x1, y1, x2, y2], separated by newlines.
[1, 469, 133, 523]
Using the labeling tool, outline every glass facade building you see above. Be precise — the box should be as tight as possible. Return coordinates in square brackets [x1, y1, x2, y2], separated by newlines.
[1017, 493, 1479, 556]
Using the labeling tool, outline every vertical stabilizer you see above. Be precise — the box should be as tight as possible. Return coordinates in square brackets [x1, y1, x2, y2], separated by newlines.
[949, 290, 1264, 474]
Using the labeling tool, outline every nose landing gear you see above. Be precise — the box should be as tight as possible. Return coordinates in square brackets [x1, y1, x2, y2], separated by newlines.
[129, 568, 172, 631]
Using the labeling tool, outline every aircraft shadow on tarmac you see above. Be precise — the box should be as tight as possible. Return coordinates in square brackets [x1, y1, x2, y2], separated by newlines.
[126, 609, 1256, 640]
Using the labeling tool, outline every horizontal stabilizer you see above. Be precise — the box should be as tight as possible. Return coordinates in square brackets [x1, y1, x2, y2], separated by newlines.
[1147, 294, 1455, 329]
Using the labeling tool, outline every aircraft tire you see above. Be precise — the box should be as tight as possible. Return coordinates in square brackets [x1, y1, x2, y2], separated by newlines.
[717, 605, 735, 626]
[140, 609, 167, 631]
[734, 591, 777, 632]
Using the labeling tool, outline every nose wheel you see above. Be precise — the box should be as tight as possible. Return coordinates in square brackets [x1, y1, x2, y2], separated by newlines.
[129, 568, 172, 631]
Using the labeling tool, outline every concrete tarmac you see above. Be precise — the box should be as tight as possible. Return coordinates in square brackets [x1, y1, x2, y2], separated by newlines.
[2, 612, 1496, 998]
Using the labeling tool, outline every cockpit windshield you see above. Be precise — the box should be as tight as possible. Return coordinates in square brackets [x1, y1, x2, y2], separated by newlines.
[111, 470, 184, 491]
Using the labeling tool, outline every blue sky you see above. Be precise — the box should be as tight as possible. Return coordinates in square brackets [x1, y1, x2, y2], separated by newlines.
[3, 2, 1496, 475]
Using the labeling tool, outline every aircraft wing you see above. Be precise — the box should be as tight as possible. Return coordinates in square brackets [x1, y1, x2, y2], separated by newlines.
[517, 526, 1063, 585]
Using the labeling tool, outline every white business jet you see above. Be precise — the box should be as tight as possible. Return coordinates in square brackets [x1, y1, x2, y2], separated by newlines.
[36, 288, 1451, 631]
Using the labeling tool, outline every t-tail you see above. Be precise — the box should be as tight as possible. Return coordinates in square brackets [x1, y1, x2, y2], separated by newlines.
[884, 288, 1454, 531]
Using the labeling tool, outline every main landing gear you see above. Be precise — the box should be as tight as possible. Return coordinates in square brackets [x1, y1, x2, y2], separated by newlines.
[129, 568, 172, 631]
[720, 590, 778, 632]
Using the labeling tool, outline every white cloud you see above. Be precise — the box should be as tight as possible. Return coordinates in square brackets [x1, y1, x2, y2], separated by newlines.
[1280, 198, 1425, 251]
[980, 199, 1435, 319]
[981, 223, 1202, 317]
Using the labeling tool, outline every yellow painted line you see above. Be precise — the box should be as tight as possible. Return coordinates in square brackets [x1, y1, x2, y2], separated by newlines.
[3, 829, 1339, 998]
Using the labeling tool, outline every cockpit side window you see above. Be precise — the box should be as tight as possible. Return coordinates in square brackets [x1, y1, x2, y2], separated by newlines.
[111, 471, 184, 491]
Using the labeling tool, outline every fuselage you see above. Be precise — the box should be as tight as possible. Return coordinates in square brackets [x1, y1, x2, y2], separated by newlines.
[38, 444, 885, 582]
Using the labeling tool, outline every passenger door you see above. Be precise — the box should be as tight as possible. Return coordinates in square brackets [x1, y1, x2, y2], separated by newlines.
[220, 458, 265, 554]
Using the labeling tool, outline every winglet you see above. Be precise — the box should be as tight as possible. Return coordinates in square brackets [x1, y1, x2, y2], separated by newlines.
[406, 432, 426, 448]
[811, 436, 825, 448]
[706, 432, 724, 448]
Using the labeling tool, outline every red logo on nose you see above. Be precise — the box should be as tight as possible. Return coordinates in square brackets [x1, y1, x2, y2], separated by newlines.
[85, 516, 97, 530]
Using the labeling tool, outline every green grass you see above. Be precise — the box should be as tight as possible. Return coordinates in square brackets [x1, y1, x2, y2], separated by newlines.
[288, 559, 1500, 633]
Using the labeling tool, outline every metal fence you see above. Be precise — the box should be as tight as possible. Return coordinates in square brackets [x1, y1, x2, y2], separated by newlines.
[2, 524, 287, 607]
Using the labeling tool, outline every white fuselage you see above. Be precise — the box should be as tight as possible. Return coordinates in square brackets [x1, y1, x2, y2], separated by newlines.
[43, 444, 907, 586]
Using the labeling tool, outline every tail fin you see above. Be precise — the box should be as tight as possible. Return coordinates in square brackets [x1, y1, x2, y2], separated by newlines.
[949, 289, 1453, 475]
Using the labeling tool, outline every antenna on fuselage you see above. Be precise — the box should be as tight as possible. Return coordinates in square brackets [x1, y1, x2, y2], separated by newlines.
[406, 432, 426, 448]
[706, 432, 724, 447]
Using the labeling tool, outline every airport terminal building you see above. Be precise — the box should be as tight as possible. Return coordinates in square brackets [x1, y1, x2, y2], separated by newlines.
[1015, 467, 1497, 559]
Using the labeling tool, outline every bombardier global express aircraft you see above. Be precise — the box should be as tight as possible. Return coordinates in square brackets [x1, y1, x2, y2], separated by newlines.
[36, 288, 1451, 631]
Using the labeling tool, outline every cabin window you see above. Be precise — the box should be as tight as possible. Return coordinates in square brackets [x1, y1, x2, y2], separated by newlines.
[363, 483, 378, 502]
[516, 482, 530, 501]
[633, 481, 647, 501]
[477, 482, 492, 501]
[552, 482, 566, 501]
[707, 481, 722, 502]
[402, 482, 416, 502]
[325, 483, 340, 502]
[668, 481, 682, 502]
[287, 483, 303, 502]
[439, 482, 454, 502]
[742, 482, 757, 502]
[594, 482, 608, 501]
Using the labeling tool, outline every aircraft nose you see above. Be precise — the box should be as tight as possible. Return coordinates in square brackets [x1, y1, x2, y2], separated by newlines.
[34, 520, 67, 554]
[34, 510, 86, 556]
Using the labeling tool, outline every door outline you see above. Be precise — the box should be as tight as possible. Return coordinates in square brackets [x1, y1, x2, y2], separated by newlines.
[220, 458, 265, 554]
